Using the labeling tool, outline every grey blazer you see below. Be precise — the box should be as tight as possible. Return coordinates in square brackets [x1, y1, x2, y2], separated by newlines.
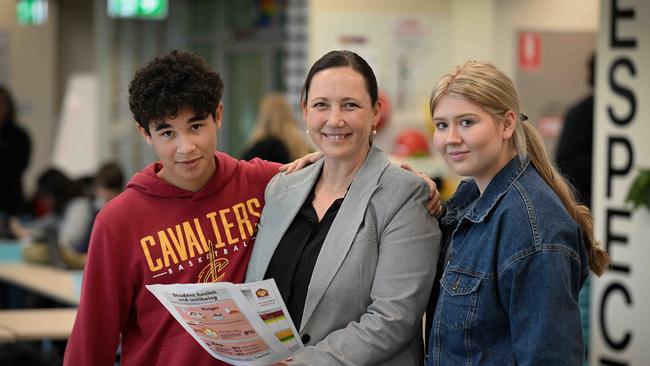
[246, 145, 441, 365]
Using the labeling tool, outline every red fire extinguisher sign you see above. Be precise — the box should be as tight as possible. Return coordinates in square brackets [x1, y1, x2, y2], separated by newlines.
[519, 32, 541, 72]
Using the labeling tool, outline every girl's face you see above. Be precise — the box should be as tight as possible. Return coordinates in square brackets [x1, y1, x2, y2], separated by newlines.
[302, 67, 380, 167]
[432, 95, 516, 192]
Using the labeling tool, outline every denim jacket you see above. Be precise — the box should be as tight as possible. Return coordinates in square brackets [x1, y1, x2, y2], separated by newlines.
[426, 157, 589, 366]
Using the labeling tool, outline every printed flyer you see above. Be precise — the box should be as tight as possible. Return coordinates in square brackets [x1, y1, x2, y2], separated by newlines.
[147, 279, 302, 366]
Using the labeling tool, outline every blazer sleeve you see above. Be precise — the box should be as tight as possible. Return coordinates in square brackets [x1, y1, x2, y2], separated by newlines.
[292, 175, 441, 365]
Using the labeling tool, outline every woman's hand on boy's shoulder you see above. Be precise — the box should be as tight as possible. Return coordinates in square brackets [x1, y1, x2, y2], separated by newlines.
[280, 152, 323, 174]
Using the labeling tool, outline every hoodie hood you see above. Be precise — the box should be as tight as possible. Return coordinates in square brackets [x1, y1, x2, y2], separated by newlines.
[126, 151, 238, 201]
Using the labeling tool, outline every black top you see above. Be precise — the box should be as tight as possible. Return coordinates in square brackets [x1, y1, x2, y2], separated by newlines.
[555, 95, 593, 207]
[264, 189, 344, 329]
[241, 137, 291, 164]
[0, 122, 31, 214]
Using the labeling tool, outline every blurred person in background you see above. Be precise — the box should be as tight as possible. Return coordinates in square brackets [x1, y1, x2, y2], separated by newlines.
[56, 161, 125, 269]
[0, 84, 31, 236]
[72, 161, 124, 254]
[241, 92, 311, 163]
[10, 168, 91, 245]
[555, 52, 597, 363]
[9, 168, 93, 265]
[555, 53, 596, 208]
[53, 161, 125, 267]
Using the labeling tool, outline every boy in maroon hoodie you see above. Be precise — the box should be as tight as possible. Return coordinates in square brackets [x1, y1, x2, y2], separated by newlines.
[64, 50, 282, 366]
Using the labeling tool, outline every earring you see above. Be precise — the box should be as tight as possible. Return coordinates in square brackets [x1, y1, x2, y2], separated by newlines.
[372, 129, 377, 135]
[306, 129, 310, 135]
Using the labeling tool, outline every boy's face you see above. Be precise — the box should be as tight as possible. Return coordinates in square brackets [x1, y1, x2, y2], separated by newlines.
[137, 105, 223, 192]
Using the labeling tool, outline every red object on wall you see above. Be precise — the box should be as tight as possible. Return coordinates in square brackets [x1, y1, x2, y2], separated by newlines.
[538, 115, 564, 139]
[394, 129, 430, 157]
[519, 32, 542, 72]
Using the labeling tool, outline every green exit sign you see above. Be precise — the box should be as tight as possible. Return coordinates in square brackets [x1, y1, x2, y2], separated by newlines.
[108, 0, 168, 19]
[16, 0, 48, 25]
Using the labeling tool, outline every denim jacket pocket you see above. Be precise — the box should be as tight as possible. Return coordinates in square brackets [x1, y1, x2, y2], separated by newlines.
[439, 270, 482, 330]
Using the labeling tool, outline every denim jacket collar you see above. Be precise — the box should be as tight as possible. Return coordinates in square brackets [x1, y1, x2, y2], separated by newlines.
[445, 156, 529, 224]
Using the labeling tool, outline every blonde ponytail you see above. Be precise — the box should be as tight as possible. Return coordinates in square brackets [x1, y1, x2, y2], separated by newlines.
[522, 122, 609, 275]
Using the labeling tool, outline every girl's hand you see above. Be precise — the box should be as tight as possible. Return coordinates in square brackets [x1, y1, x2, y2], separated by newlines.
[400, 163, 443, 217]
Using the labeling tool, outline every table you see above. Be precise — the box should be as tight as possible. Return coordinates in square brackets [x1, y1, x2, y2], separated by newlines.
[0, 263, 82, 305]
[0, 325, 16, 342]
[0, 308, 76, 341]
[0, 241, 80, 344]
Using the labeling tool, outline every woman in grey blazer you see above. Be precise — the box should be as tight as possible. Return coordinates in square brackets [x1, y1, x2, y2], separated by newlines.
[245, 50, 441, 365]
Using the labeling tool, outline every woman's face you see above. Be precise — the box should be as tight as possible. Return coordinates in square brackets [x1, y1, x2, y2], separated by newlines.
[303, 67, 379, 166]
[432, 95, 516, 191]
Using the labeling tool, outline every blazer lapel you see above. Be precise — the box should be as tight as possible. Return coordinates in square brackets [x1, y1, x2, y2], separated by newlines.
[300, 146, 390, 330]
[248, 160, 324, 282]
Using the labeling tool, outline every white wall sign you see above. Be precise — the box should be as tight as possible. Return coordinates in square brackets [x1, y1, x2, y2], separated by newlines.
[52, 73, 99, 178]
[591, 0, 650, 364]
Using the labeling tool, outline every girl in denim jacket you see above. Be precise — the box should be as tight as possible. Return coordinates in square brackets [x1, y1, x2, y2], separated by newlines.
[426, 61, 609, 365]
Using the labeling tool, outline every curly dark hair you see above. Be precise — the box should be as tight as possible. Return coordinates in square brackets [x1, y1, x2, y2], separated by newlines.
[128, 49, 224, 134]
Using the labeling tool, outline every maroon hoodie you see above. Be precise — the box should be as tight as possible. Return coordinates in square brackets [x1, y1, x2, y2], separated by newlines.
[65, 152, 280, 366]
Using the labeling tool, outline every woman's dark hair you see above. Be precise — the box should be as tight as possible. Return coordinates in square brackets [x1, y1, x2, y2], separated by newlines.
[95, 162, 124, 191]
[0, 84, 17, 125]
[128, 50, 224, 134]
[36, 168, 83, 216]
[301, 50, 378, 106]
